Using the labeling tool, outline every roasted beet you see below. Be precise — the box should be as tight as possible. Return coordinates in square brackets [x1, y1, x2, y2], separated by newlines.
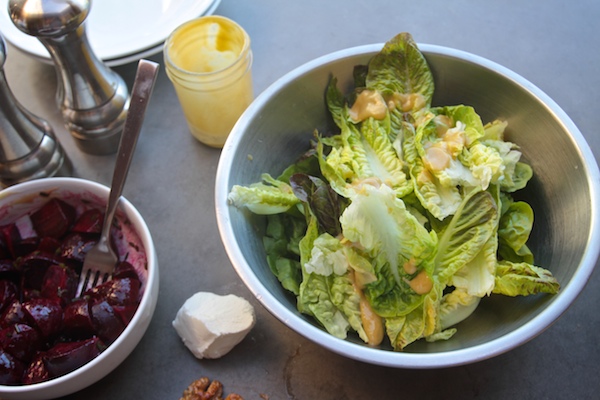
[0, 300, 27, 329]
[86, 277, 141, 307]
[19, 251, 68, 290]
[0, 219, 39, 258]
[22, 298, 63, 339]
[22, 353, 49, 385]
[63, 298, 95, 338]
[43, 337, 104, 378]
[0, 348, 25, 385]
[91, 301, 125, 344]
[113, 261, 140, 281]
[71, 209, 104, 234]
[0, 323, 43, 363]
[0, 280, 18, 314]
[58, 232, 99, 265]
[41, 264, 78, 306]
[113, 304, 138, 325]
[29, 198, 76, 238]
[13, 238, 40, 259]
[36, 236, 62, 254]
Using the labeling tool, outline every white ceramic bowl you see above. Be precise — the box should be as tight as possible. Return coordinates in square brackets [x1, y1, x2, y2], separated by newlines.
[0, 177, 159, 399]
[215, 43, 600, 368]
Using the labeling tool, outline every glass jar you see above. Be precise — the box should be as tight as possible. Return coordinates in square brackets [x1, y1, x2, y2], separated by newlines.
[164, 16, 253, 148]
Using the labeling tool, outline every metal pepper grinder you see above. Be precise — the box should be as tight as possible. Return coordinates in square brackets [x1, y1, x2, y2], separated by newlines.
[8, 0, 130, 155]
[0, 34, 71, 187]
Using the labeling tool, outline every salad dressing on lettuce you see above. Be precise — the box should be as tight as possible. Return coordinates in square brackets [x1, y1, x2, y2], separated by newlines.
[228, 33, 559, 351]
[349, 90, 388, 122]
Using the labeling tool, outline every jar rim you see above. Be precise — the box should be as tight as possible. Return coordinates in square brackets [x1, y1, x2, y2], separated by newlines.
[163, 15, 251, 78]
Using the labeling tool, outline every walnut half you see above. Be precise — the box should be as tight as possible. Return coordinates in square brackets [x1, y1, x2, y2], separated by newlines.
[180, 377, 243, 400]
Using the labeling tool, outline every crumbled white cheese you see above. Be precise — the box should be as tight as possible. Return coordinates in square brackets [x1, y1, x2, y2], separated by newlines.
[172, 292, 256, 359]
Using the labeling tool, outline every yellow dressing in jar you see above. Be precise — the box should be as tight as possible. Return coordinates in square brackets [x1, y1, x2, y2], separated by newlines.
[164, 16, 253, 147]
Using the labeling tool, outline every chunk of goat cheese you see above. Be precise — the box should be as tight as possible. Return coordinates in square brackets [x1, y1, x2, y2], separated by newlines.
[172, 292, 256, 359]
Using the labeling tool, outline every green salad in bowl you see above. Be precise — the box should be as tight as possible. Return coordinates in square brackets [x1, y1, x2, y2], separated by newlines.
[227, 33, 559, 351]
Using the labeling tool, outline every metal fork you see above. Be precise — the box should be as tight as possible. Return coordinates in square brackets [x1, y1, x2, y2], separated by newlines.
[76, 59, 159, 297]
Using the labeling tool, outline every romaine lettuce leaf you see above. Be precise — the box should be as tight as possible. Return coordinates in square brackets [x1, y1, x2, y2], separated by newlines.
[385, 282, 441, 350]
[435, 189, 499, 285]
[228, 173, 300, 214]
[438, 288, 480, 330]
[366, 32, 434, 107]
[451, 232, 498, 297]
[304, 233, 348, 276]
[493, 261, 560, 296]
[404, 116, 464, 220]
[461, 142, 505, 190]
[498, 201, 535, 264]
[431, 105, 485, 145]
[263, 213, 304, 295]
[323, 79, 412, 198]
[330, 273, 369, 343]
[339, 183, 437, 317]
[504, 162, 533, 193]
[298, 216, 350, 338]
[482, 119, 508, 141]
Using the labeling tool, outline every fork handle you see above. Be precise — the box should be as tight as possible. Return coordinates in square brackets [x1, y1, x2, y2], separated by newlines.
[101, 60, 160, 241]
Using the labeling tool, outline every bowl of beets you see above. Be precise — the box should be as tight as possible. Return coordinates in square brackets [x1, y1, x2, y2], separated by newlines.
[0, 177, 158, 400]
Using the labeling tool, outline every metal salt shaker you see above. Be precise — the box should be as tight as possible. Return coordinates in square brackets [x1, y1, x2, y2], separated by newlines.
[8, 0, 130, 155]
[0, 35, 71, 187]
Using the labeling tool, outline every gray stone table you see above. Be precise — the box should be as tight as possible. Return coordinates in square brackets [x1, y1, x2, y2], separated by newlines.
[2, 0, 599, 398]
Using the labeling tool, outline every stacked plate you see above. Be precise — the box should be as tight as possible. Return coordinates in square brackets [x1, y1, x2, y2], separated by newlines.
[0, 0, 222, 66]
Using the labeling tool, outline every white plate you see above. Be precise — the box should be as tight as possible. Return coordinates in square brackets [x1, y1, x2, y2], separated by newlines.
[0, 0, 221, 66]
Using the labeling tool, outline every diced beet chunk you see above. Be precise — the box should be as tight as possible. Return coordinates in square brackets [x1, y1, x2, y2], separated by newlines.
[0, 300, 27, 329]
[0, 323, 43, 363]
[43, 337, 103, 378]
[41, 264, 77, 306]
[113, 304, 138, 325]
[23, 298, 63, 339]
[0, 348, 25, 385]
[113, 261, 140, 281]
[0, 221, 39, 258]
[36, 236, 62, 254]
[14, 238, 40, 258]
[22, 353, 49, 384]
[86, 277, 141, 307]
[30, 198, 76, 238]
[19, 251, 68, 290]
[0, 280, 18, 314]
[63, 298, 95, 338]
[91, 301, 125, 344]
[71, 209, 104, 234]
[58, 232, 99, 265]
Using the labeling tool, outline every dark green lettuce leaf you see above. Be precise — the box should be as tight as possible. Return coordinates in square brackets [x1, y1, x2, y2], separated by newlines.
[289, 173, 343, 236]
